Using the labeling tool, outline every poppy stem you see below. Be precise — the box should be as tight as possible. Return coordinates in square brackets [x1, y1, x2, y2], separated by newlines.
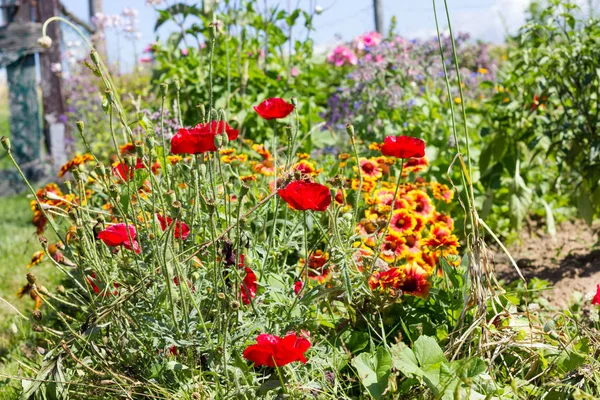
[273, 360, 288, 394]
[368, 160, 405, 275]
[302, 210, 309, 296]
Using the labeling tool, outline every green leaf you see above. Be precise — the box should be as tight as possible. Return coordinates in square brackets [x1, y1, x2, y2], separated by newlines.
[413, 336, 446, 368]
[166, 360, 189, 371]
[541, 199, 556, 237]
[351, 347, 392, 399]
[509, 160, 532, 231]
[390, 342, 423, 377]
[577, 192, 593, 226]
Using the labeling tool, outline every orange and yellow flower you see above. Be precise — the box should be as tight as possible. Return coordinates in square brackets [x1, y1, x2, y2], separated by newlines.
[355, 158, 382, 181]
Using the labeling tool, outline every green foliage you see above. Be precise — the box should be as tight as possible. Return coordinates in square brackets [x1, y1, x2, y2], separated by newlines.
[150, 0, 339, 144]
[477, 0, 600, 233]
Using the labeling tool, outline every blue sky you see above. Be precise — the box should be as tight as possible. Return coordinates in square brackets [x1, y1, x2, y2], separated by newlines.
[14, 0, 597, 71]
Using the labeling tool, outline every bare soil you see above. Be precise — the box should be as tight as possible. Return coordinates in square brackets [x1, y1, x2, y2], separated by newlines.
[492, 221, 600, 308]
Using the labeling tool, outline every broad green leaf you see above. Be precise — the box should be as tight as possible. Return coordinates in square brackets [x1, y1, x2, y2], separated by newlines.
[413, 336, 446, 368]
[390, 342, 423, 377]
[351, 347, 392, 399]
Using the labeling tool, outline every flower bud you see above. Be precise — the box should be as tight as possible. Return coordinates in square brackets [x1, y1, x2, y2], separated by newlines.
[315, 5, 323, 14]
[90, 50, 101, 66]
[206, 199, 216, 214]
[345, 123, 355, 138]
[291, 97, 298, 106]
[196, 104, 206, 123]
[171, 200, 182, 209]
[95, 163, 106, 177]
[230, 300, 240, 310]
[239, 183, 250, 198]
[160, 82, 168, 97]
[217, 292, 225, 300]
[76, 120, 85, 133]
[210, 109, 218, 122]
[1, 136, 10, 151]
[38, 36, 52, 48]
[57, 285, 66, 295]
[27, 273, 37, 285]
[38, 286, 49, 295]
[214, 134, 223, 149]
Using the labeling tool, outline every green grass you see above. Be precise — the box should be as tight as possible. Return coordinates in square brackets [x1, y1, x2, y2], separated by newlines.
[0, 194, 61, 397]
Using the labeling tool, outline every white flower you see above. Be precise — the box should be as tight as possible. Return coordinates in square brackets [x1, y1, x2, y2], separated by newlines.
[314, 5, 323, 14]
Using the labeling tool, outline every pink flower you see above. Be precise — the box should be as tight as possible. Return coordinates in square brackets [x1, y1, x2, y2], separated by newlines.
[200, 42, 207, 49]
[291, 67, 299, 77]
[140, 56, 152, 63]
[181, 48, 188, 56]
[327, 45, 358, 67]
[354, 31, 382, 50]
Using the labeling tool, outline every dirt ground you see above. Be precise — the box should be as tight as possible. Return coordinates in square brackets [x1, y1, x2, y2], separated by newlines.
[492, 221, 600, 308]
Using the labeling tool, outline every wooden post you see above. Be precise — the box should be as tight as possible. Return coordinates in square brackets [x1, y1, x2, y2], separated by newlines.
[37, 0, 69, 172]
[88, 0, 106, 58]
[0, 0, 46, 189]
[373, 0, 383, 33]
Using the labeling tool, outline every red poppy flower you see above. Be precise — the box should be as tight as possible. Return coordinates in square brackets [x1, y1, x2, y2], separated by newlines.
[381, 136, 425, 159]
[98, 223, 141, 254]
[254, 98, 295, 120]
[112, 158, 145, 182]
[592, 284, 600, 305]
[241, 267, 257, 305]
[243, 333, 311, 367]
[277, 181, 331, 211]
[170, 121, 239, 155]
[156, 214, 190, 240]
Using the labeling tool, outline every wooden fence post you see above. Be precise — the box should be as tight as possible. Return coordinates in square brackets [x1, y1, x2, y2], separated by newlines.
[38, 0, 69, 173]
[0, 0, 46, 192]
